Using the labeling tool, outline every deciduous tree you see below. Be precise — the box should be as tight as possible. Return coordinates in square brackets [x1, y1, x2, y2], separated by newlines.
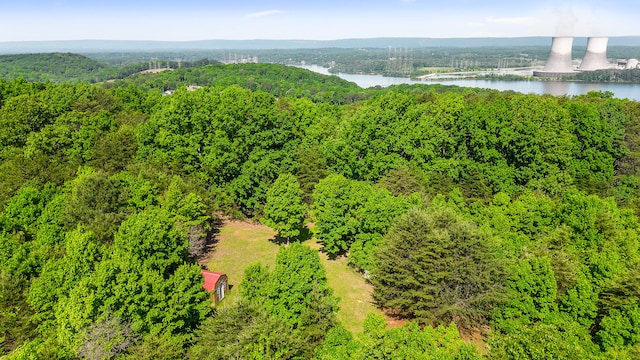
[262, 173, 306, 242]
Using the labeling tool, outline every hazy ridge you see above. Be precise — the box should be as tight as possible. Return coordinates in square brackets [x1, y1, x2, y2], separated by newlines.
[2, 36, 640, 53]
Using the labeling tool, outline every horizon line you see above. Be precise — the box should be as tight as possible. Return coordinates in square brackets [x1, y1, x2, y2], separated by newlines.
[2, 35, 640, 44]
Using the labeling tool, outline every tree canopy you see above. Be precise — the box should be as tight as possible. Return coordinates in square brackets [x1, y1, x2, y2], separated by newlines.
[262, 173, 306, 241]
[1, 62, 640, 358]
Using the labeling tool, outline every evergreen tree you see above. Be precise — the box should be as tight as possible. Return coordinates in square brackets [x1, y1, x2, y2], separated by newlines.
[0, 272, 36, 355]
[296, 145, 328, 204]
[371, 206, 505, 331]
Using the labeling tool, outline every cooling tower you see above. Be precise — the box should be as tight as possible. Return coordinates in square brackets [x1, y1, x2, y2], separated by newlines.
[579, 37, 609, 71]
[543, 36, 574, 73]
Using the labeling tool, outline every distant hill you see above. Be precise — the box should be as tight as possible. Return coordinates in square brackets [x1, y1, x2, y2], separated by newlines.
[2, 37, 640, 53]
[107, 62, 372, 103]
[0, 52, 106, 82]
[0, 52, 221, 83]
[0, 53, 368, 102]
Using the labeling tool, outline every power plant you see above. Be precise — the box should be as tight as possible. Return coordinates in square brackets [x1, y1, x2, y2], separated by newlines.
[542, 36, 575, 74]
[579, 37, 609, 71]
[534, 36, 612, 77]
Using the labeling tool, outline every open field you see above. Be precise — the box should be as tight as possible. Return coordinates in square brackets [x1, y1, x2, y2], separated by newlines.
[204, 220, 381, 335]
[306, 238, 379, 335]
[203, 220, 278, 305]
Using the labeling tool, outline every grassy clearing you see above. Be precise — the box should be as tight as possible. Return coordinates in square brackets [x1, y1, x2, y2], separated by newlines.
[204, 220, 279, 306]
[417, 67, 456, 73]
[205, 220, 380, 335]
[307, 238, 379, 335]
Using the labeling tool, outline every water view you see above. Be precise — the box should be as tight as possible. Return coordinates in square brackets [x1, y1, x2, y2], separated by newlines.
[298, 64, 640, 101]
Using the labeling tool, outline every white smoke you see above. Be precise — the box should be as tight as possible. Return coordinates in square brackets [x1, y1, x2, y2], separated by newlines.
[554, 6, 578, 36]
[551, 5, 604, 37]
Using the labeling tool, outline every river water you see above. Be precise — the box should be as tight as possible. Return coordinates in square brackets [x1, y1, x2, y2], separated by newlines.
[297, 64, 640, 101]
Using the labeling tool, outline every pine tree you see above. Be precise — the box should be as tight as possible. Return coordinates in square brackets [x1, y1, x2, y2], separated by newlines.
[371, 206, 505, 331]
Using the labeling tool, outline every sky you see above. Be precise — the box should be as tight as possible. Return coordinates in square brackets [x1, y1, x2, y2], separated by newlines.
[1, 0, 639, 42]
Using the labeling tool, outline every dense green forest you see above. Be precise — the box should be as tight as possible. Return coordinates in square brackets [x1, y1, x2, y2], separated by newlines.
[106, 63, 372, 104]
[0, 53, 108, 82]
[0, 53, 218, 83]
[2, 62, 640, 359]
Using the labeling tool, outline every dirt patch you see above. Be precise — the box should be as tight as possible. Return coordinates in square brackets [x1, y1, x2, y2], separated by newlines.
[221, 219, 270, 231]
[138, 68, 173, 74]
[382, 309, 409, 329]
[460, 325, 490, 355]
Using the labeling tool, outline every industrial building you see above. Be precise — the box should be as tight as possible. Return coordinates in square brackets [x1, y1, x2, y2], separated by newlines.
[534, 37, 576, 77]
[534, 36, 614, 77]
[579, 37, 609, 71]
[618, 59, 639, 69]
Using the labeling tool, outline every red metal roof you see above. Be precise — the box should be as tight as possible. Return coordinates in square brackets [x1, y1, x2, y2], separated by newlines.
[201, 270, 226, 292]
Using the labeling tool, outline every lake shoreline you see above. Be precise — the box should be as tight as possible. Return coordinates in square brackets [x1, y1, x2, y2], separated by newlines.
[295, 64, 640, 101]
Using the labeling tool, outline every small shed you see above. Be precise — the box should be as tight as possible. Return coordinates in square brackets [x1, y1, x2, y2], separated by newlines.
[201, 270, 228, 305]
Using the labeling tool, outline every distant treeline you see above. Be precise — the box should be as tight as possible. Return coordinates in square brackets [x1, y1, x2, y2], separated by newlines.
[573, 68, 640, 83]
[85, 45, 640, 77]
[3, 49, 640, 85]
[0, 53, 219, 83]
[0, 53, 107, 82]
[106, 63, 373, 104]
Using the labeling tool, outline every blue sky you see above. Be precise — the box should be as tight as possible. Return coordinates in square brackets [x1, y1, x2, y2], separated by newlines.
[1, 0, 639, 41]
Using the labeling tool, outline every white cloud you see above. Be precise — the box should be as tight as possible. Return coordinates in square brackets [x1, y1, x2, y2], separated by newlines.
[245, 9, 284, 19]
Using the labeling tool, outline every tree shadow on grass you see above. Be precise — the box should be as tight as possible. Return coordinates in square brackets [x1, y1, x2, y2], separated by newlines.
[324, 251, 342, 261]
[268, 225, 313, 245]
[196, 216, 224, 266]
[298, 226, 313, 242]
